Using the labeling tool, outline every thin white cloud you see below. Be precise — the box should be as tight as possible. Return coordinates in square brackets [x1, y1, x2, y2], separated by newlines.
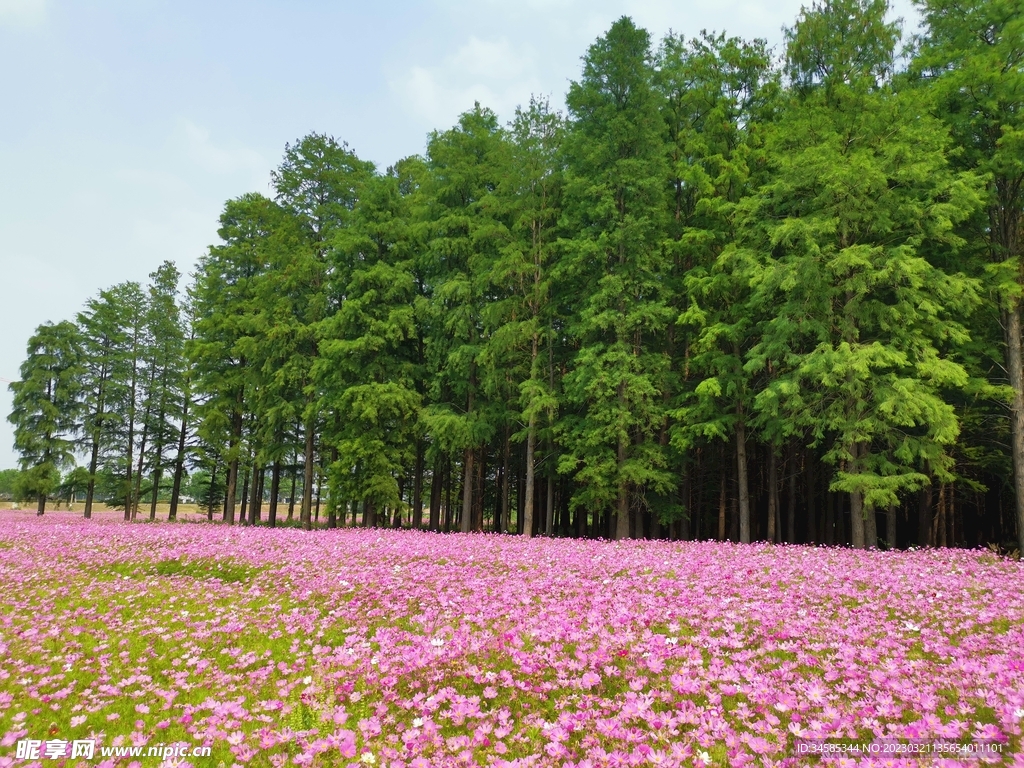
[180, 119, 266, 178]
[0, 0, 45, 26]
[397, 0, 922, 137]
[451, 37, 529, 80]
[392, 36, 546, 129]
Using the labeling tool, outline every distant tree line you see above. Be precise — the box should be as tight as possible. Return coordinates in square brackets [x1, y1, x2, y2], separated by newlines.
[8, 0, 1024, 552]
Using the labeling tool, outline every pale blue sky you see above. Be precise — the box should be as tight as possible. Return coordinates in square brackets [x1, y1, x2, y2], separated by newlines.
[0, 0, 918, 469]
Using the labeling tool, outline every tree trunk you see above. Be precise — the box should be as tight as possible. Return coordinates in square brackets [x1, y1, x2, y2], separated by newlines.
[256, 465, 265, 523]
[460, 448, 474, 533]
[1006, 304, 1024, 555]
[499, 429, 510, 534]
[767, 448, 778, 543]
[805, 451, 816, 544]
[786, 444, 796, 543]
[429, 457, 441, 531]
[288, 458, 297, 521]
[534, 474, 543, 536]
[85, 437, 100, 520]
[148, 399, 168, 521]
[918, 485, 933, 546]
[239, 464, 250, 526]
[314, 463, 322, 523]
[224, 403, 243, 526]
[247, 461, 261, 526]
[935, 483, 948, 547]
[123, 334, 144, 521]
[616, 428, 630, 541]
[149, 466, 162, 521]
[949, 485, 956, 546]
[825, 487, 835, 545]
[516, 448, 525, 535]
[736, 416, 751, 544]
[680, 464, 691, 540]
[523, 414, 536, 538]
[83, 365, 110, 520]
[865, 501, 878, 549]
[444, 459, 453, 532]
[168, 382, 190, 521]
[694, 452, 703, 540]
[886, 503, 897, 549]
[718, 471, 727, 541]
[300, 418, 315, 531]
[131, 417, 150, 522]
[206, 459, 218, 521]
[412, 440, 424, 530]
[546, 474, 555, 537]
[836, 490, 846, 545]
[849, 489, 865, 548]
[268, 460, 281, 528]
[124, 417, 136, 521]
[848, 443, 866, 549]
[729, 479, 739, 542]
[474, 446, 485, 531]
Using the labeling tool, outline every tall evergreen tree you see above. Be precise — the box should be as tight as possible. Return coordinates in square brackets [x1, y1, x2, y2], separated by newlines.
[318, 169, 421, 523]
[559, 17, 673, 539]
[77, 282, 148, 518]
[660, 30, 778, 543]
[742, 0, 982, 548]
[138, 262, 185, 519]
[270, 134, 374, 530]
[914, 0, 1024, 551]
[168, 287, 196, 521]
[191, 194, 277, 524]
[8, 321, 83, 514]
[421, 105, 506, 533]
[116, 283, 149, 520]
[486, 98, 564, 537]
[77, 287, 130, 518]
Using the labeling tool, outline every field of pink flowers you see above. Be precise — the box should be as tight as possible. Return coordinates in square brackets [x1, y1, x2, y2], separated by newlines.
[0, 510, 1022, 768]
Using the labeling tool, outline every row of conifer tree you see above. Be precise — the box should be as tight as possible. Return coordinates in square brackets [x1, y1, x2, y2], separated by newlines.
[9, 0, 1024, 552]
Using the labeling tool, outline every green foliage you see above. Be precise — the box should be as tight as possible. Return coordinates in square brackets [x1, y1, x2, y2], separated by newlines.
[318, 170, 423, 511]
[557, 18, 675, 529]
[420, 105, 508, 455]
[55, 465, 91, 503]
[0, 468, 21, 499]
[8, 321, 84, 510]
[738, 0, 983, 536]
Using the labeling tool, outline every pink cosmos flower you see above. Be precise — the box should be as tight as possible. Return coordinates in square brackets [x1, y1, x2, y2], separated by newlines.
[580, 671, 601, 689]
